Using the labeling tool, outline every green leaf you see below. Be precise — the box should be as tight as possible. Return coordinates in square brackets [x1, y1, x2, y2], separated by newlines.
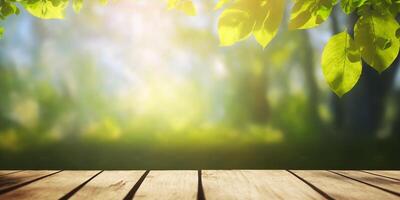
[322, 31, 362, 97]
[1, 2, 19, 17]
[215, 0, 233, 10]
[0, 27, 4, 39]
[354, 11, 400, 73]
[289, 0, 336, 29]
[217, 0, 285, 47]
[253, 0, 285, 48]
[341, 0, 367, 14]
[22, 0, 69, 19]
[218, 8, 254, 46]
[73, 0, 83, 13]
[99, 0, 108, 5]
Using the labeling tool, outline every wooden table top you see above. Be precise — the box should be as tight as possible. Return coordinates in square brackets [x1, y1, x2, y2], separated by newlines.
[0, 170, 399, 199]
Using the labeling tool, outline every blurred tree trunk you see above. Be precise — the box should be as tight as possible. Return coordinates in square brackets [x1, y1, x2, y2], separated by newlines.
[225, 47, 269, 125]
[247, 62, 269, 124]
[392, 91, 400, 138]
[300, 30, 320, 124]
[342, 59, 399, 136]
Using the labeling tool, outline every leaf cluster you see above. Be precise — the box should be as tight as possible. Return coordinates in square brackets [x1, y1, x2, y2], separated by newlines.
[215, 0, 400, 96]
[0, 0, 108, 38]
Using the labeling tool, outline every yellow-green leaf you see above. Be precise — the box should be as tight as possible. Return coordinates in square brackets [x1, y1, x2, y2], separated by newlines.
[253, 0, 285, 48]
[217, 0, 285, 47]
[289, 0, 335, 29]
[322, 31, 362, 97]
[341, 0, 367, 14]
[99, 0, 108, 5]
[0, 27, 4, 39]
[218, 9, 255, 46]
[354, 12, 400, 73]
[73, 0, 83, 13]
[215, 0, 233, 10]
[168, 0, 197, 16]
[22, 0, 69, 19]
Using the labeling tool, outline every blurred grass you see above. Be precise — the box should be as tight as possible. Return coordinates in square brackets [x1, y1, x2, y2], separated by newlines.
[1, 124, 399, 169]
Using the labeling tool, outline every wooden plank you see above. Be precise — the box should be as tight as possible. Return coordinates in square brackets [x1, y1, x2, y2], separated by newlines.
[70, 170, 145, 200]
[0, 171, 99, 200]
[333, 171, 400, 193]
[293, 170, 399, 200]
[364, 171, 400, 180]
[134, 170, 197, 200]
[0, 171, 20, 176]
[202, 170, 324, 200]
[0, 170, 57, 191]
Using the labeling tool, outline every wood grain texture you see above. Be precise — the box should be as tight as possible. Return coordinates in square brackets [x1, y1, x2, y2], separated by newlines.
[293, 170, 399, 200]
[365, 171, 400, 180]
[0, 171, 99, 200]
[202, 170, 324, 200]
[0, 170, 57, 191]
[0, 171, 19, 176]
[70, 170, 144, 200]
[0, 170, 399, 199]
[134, 170, 197, 200]
[333, 170, 400, 193]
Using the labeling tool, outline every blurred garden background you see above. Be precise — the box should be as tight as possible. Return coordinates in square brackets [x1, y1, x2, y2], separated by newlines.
[0, 0, 399, 169]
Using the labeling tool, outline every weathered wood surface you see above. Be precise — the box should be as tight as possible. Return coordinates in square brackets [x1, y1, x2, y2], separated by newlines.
[202, 170, 324, 199]
[0, 171, 20, 176]
[333, 170, 400, 194]
[0, 170, 59, 192]
[364, 170, 400, 180]
[70, 171, 145, 200]
[292, 170, 399, 200]
[0, 170, 399, 199]
[0, 171, 99, 200]
[135, 171, 198, 200]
